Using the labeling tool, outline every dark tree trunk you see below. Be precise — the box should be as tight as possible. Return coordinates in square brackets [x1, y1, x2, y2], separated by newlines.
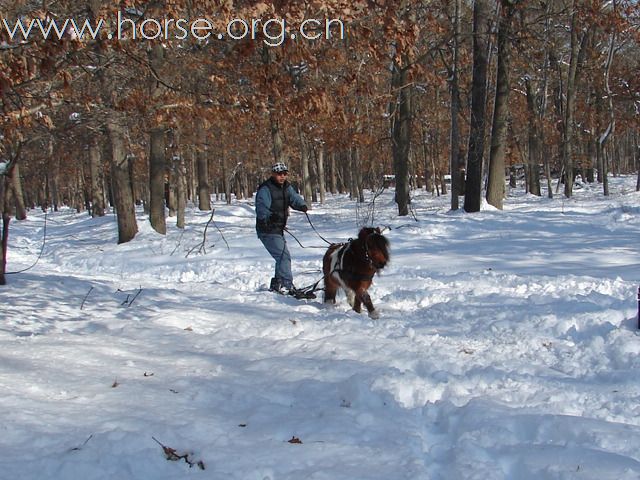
[636, 135, 640, 191]
[300, 133, 313, 205]
[449, 0, 462, 210]
[525, 79, 542, 196]
[464, 0, 491, 212]
[107, 117, 138, 244]
[149, 127, 167, 235]
[262, 46, 286, 165]
[0, 213, 8, 286]
[47, 140, 60, 211]
[330, 151, 338, 194]
[561, 3, 590, 198]
[352, 146, 365, 203]
[1, 169, 9, 285]
[176, 155, 187, 229]
[391, 59, 411, 216]
[89, 134, 106, 217]
[346, 150, 356, 200]
[196, 125, 211, 211]
[599, 13, 616, 197]
[222, 154, 231, 205]
[316, 147, 326, 204]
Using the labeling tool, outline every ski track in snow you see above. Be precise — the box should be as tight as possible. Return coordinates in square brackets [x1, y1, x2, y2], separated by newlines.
[1, 177, 640, 479]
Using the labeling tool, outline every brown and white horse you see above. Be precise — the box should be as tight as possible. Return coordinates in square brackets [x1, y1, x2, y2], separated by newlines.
[322, 227, 390, 319]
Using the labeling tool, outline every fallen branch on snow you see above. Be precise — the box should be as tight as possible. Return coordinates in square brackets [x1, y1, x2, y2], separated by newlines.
[152, 436, 205, 470]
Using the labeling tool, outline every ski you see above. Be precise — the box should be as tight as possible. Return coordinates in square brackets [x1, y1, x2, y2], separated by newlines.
[261, 285, 317, 300]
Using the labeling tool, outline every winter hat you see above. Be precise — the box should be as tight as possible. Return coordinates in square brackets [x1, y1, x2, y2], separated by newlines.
[271, 162, 289, 173]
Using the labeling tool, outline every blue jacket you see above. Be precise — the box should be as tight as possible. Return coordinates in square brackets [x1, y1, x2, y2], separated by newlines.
[256, 178, 307, 234]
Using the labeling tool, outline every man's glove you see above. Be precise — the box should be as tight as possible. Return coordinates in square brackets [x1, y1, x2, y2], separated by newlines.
[300, 205, 308, 213]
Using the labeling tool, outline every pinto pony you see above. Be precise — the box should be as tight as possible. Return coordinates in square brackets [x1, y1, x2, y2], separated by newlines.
[322, 227, 390, 319]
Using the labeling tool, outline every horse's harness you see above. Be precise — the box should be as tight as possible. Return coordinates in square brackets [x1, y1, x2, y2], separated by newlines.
[331, 236, 380, 283]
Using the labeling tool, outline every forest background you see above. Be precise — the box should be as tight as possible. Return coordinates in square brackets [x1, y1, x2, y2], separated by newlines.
[1, 0, 639, 279]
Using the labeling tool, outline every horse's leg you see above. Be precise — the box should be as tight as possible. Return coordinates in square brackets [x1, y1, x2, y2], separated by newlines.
[323, 247, 342, 304]
[352, 293, 362, 313]
[346, 287, 357, 309]
[323, 276, 338, 304]
[351, 283, 363, 312]
[357, 289, 379, 319]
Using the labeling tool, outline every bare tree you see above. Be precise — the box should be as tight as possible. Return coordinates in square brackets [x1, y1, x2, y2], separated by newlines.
[391, 56, 412, 216]
[106, 117, 138, 244]
[149, 127, 167, 234]
[465, 0, 491, 212]
[487, 0, 519, 209]
[449, 0, 463, 211]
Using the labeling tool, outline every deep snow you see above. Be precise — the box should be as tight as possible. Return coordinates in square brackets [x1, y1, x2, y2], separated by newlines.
[1, 176, 639, 480]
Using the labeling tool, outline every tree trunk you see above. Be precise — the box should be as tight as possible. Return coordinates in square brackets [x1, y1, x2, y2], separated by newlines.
[1, 164, 10, 285]
[330, 151, 338, 194]
[525, 79, 542, 196]
[106, 117, 138, 244]
[0, 212, 8, 286]
[391, 58, 411, 216]
[561, 2, 588, 198]
[636, 136, 640, 191]
[176, 155, 187, 229]
[345, 151, 356, 200]
[316, 147, 326, 204]
[9, 163, 27, 220]
[149, 127, 167, 234]
[449, 0, 462, 211]
[422, 127, 433, 194]
[47, 139, 60, 211]
[486, 1, 517, 209]
[599, 6, 616, 197]
[464, 0, 491, 212]
[430, 87, 442, 195]
[301, 136, 313, 205]
[262, 46, 286, 165]
[196, 123, 211, 211]
[89, 134, 106, 217]
[222, 154, 231, 205]
[540, 3, 553, 198]
[599, 141, 609, 196]
[167, 170, 177, 217]
[352, 146, 365, 203]
[75, 165, 86, 213]
[310, 152, 318, 203]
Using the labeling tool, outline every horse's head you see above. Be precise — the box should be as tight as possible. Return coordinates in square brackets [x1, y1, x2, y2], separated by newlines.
[359, 227, 389, 270]
[357, 226, 381, 241]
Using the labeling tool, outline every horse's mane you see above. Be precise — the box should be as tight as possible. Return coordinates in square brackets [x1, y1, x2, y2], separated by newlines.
[368, 233, 390, 260]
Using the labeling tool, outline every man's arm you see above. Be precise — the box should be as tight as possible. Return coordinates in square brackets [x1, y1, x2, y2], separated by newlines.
[255, 186, 272, 221]
[287, 185, 307, 212]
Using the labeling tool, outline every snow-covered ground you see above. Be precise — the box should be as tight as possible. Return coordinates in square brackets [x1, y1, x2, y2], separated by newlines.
[1, 176, 639, 480]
